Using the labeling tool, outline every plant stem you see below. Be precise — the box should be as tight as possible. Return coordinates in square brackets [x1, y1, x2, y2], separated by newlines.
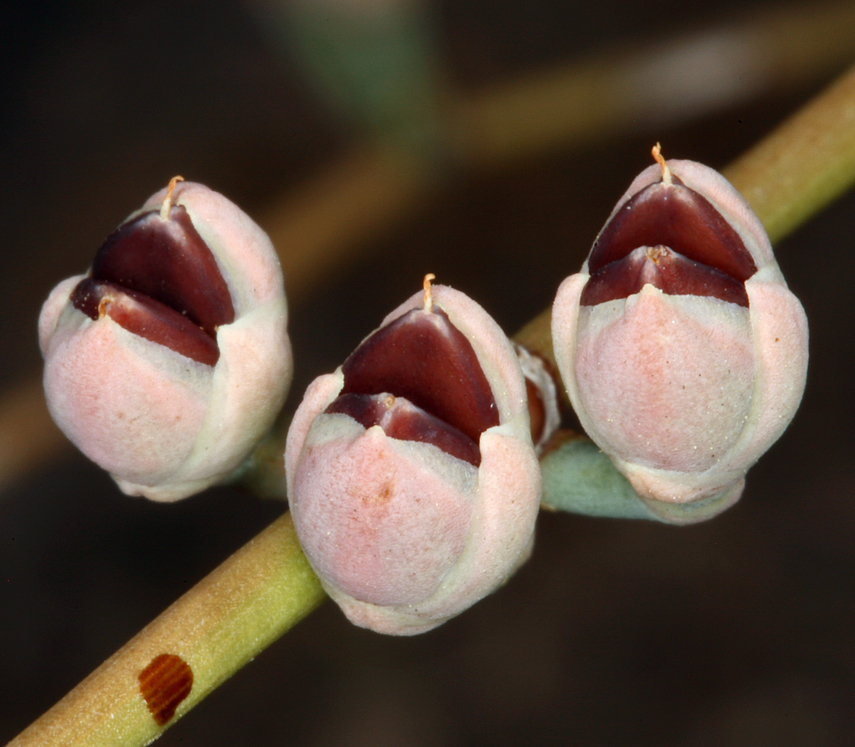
[450, 0, 855, 167]
[7, 513, 325, 747]
[10, 52, 855, 747]
[2, 4, 852, 495]
[240, 62, 855, 511]
[726, 60, 855, 244]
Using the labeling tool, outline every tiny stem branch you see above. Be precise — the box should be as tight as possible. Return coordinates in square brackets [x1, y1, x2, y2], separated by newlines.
[518, 62, 855, 522]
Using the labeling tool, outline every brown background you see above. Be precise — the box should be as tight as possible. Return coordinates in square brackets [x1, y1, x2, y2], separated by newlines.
[1, 1, 853, 745]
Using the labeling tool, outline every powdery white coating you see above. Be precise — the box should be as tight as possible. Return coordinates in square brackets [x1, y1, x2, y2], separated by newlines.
[39, 181, 292, 501]
[294, 408, 477, 607]
[285, 284, 542, 634]
[552, 159, 808, 514]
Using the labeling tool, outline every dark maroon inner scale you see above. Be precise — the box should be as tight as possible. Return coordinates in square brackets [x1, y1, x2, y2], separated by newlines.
[325, 306, 500, 467]
[580, 175, 758, 308]
[71, 207, 235, 366]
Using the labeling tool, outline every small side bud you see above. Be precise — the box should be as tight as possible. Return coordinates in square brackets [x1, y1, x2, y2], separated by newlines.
[39, 180, 293, 501]
[514, 343, 561, 453]
[285, 281, 542, 634]
[552, 148, 808, 516]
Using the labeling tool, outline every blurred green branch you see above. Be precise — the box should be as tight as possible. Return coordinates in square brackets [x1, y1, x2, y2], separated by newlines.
[6, 18, 855, 747]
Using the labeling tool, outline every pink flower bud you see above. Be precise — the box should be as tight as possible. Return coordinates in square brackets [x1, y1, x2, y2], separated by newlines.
[39, 178, 292, 502]
[285, 277, 541, 634]
[552, 146, 808, 517]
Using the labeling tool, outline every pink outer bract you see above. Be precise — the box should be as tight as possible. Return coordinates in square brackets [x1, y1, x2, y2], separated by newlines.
[39, 181, 292, 502]
[285, 285, 542, 634]
[552, 159, 808, 520]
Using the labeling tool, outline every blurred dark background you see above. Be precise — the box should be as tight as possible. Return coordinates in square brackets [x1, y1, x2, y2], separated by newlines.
[2, 1, 854, 745]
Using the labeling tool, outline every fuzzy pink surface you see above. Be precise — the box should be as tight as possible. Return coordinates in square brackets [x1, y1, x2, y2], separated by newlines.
[294, 415, 475, 608]
[39, 182, 292, 501]
[552, 159, 808, 508]
[42, 296, 210, 484]
[286, 285, 541, 634]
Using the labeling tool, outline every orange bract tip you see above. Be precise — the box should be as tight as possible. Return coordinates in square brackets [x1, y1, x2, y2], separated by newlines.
[423, 273, 436, 313]
[651, 143, 672, 185]
[160, 176, 185, 221]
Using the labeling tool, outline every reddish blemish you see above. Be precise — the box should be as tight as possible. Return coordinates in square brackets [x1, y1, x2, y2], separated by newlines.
[139, 653, 193, 727]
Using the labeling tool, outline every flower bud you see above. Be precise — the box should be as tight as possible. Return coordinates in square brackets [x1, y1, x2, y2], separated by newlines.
[514, 343, 561, 454]
[285, 277, 541, 634]
[39, 178, 292, 501]
[552, 146, 808, 518]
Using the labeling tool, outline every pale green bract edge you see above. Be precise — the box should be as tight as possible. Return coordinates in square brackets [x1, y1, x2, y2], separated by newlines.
[540, 439, 656, 520]
[540, 439, 747, 524]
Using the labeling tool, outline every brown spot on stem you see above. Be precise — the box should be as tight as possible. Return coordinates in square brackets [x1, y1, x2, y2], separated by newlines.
[139, 653, 193, 727]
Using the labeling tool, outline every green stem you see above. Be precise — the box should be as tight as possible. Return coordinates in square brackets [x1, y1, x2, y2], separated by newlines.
[239, 63, 855, 516]
[7, 514, 325, 747]
[10, 58, 855, 747]
[515, 64, 855, 362]
[725, 60, 855, 243]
